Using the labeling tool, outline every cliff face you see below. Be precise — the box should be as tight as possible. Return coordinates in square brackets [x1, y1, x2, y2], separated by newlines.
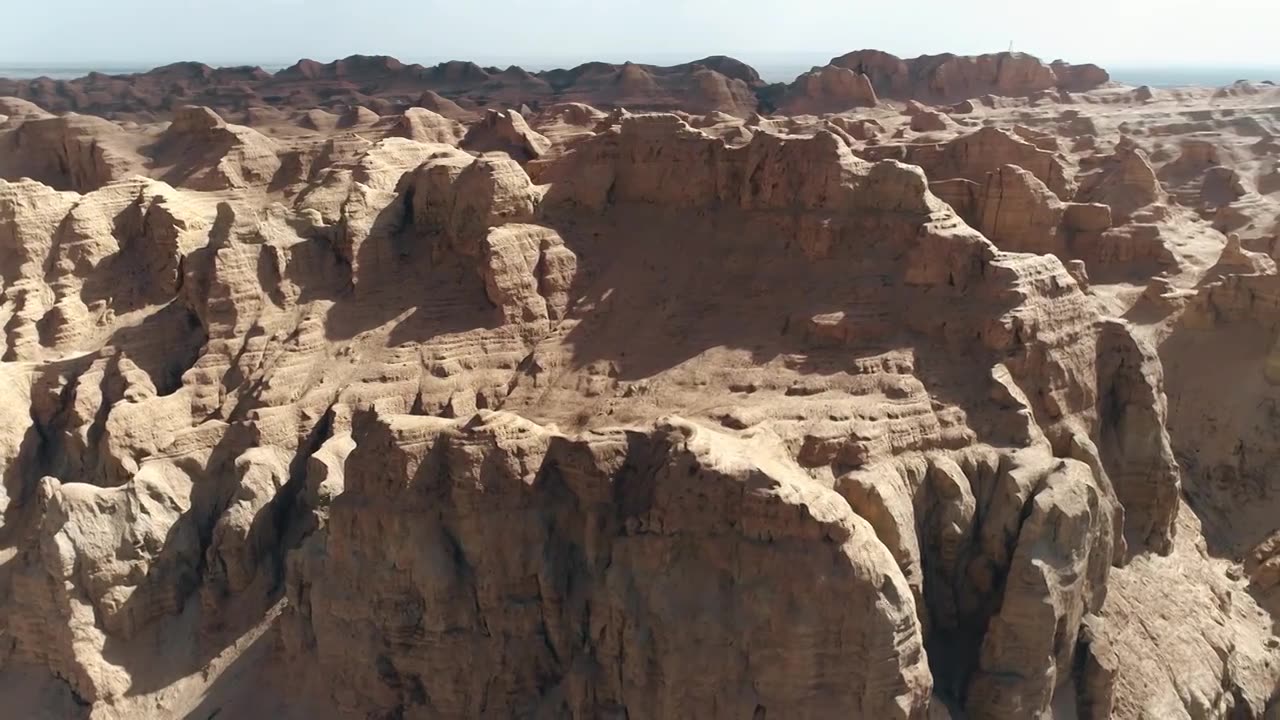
[1, 73, 1279, 720]
[290, 412, 934, 718]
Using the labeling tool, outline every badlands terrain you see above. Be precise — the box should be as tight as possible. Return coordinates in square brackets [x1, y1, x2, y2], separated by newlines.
[0, 49, 1279, 719]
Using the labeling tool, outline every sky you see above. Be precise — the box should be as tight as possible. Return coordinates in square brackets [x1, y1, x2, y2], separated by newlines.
[2, 0, 1278, 70]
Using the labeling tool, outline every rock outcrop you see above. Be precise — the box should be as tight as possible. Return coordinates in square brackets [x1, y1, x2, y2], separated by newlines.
[414, 90, 477, 121]
[0, 96, 55, 125]
[288, 412, 933, 718]
[823, 50, 1109, 104]
[910, 108, 952, 133]
[975, 164, 1068, 253]
[1077, 139, 1163, 221]
[149, 105, 281, 190]
[0, 113, 140, 192]
[461, 109, 551, 162]
[864, 127, 1076, 199]
[390, 107, 465, 145]
[778, 66, 879, 114]
[1051, 60, 1112, 92]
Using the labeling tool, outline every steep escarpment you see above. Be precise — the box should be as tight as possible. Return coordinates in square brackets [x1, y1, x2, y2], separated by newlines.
[1, 77, 1279, 720]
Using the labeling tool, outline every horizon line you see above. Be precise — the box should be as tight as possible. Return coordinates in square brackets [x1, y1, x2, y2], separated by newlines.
[2, 53, 1279, 70]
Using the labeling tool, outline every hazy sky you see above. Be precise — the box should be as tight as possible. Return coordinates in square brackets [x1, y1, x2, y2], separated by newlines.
[3, 0, 1278, 69]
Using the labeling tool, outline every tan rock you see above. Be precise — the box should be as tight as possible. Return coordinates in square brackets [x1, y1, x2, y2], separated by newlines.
[0, 96, 55, 124]
[0, 113, 141, 191]
[289, 411, 933, 718]
[865, 127, 1075, 199]
[779, 65, 878, 114]
[1077, 139, 1163, 221]
[336, 104, 379, 127]
[478, 223, 577, 325]
[1, 73, 1278, 720]
[1012, 124, 1061, 152]
[461, 108, 551, 162]
[968, 456, 1114, 717]
[414, 90, 477, 121]
[929, 177, 980, 222]
[910, 109, 951, 132]
[828, 115, 885, 141]
[1063, 202, 1113, 233]
[298, 108, 339, 131]
[826, 50, 1108, 103]
[1095, 320, 1180, 553]
[975, 164, 1066, 254]
[1214, 232, 1277, 276]
[151, 105, 282, 190]
[202, 447, 292, 602]
[390, 106, 465, 145]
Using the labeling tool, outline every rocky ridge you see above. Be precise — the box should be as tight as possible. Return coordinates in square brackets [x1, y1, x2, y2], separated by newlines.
[0, 50, 1111, 122]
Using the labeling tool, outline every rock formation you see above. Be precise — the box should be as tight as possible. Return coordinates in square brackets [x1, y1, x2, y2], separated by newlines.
[822, 50, 1109, 104]
[1, 56, 1280, 720]
[1077, 139, 1163, 221]
[0, 113, 141, 192]
[391, 107, 466, 145]
[778, 66, 879, 114]
[0, 50, 1111, 123]
[149, 105, 282, 191]
[0, 55, 768, 121]
[975, 164, 1069, 253]
[414, 90, 477, 121]
[910, 108, 952, 133]
[864, 126, 1076, 199]
[461, 109, 551, 162]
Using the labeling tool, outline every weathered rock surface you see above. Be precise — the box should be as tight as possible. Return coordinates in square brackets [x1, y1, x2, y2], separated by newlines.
[823, 50, 1109, 104]
[289, 411, 932, 718]
[414, 90, 477, 121]
[0, 50, 1112, 123]
[1, 68, 1279, 720]
[1077, 139, 1163, 221]
[0, 113, 141, 192]
[150, 106, 282, 190]
[975, 164, 1068, 253]
[0, 55, 769, 121]
[864, 126, 1076, 199]
[390, 107, 464, 145]
[779, 66, 879, 114]
[461, 109, 551, 162]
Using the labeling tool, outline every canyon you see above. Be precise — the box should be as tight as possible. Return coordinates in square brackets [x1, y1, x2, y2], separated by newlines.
[1, 49, 1279, 719]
